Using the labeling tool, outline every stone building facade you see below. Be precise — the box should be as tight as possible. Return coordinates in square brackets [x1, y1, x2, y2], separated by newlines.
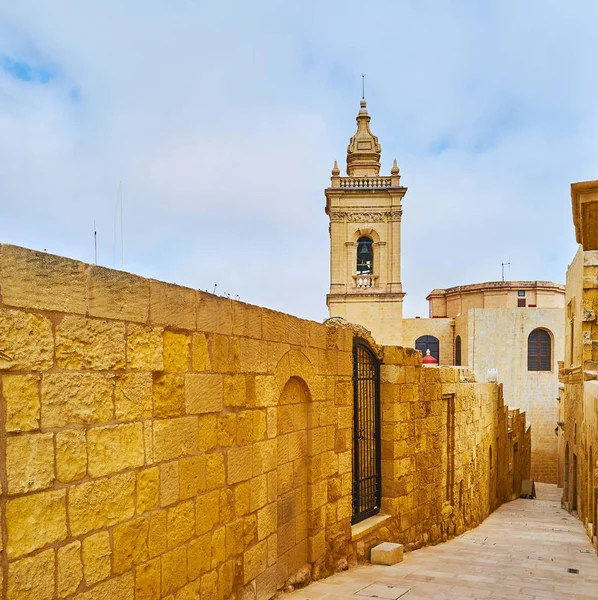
[403, 284, 565, 484]
[325, 100, 406, 347]
[559, 179, 598, 552]
[324, 102, 562, 485]
[0, 244, 529, 600]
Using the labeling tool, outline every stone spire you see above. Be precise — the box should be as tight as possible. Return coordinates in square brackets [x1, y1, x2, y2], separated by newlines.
[346, 99, 382, 177]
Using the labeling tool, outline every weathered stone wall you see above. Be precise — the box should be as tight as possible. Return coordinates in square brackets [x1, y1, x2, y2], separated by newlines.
[560, 247, 598, 549]
[0, 245, 530, 600]
[350, 353, 530, 562]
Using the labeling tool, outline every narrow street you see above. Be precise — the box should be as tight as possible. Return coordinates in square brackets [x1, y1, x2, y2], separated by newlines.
[286, 484, 598, 599]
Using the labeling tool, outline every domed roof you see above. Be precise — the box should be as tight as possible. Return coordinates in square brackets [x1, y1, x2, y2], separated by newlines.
[422, 349, 438, 365]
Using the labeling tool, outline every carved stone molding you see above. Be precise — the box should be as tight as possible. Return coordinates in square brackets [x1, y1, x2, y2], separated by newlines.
[328, 210, 402, 223]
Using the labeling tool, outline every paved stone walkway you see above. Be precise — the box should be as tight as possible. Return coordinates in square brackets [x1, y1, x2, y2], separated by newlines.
[285, 484, 598, 599]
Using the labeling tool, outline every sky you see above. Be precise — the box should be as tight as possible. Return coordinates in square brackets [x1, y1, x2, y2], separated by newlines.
[1, 1, 597, 321]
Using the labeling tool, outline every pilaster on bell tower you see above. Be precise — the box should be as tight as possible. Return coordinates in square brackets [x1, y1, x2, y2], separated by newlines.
[325, 99, 407, 346]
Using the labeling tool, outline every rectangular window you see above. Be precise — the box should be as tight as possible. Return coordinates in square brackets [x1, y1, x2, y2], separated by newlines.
[518, 290, 526, 297]
[518, 298, 526, 307]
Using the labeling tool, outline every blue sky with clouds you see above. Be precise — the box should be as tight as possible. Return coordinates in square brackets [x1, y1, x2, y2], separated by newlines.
[1, 1, 597, 320]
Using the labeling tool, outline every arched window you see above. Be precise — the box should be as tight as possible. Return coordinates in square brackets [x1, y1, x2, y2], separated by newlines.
[455, 335, 462, 366]
[415, 335, 439, 363]
[356, 236, 373, 275]
[527, 328, 551, 371]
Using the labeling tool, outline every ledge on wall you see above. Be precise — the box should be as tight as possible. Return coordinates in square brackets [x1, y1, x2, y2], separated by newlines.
[351, 513, 393, 542]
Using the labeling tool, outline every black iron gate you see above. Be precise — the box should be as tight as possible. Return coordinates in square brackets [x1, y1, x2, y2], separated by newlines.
[352, 340, 381, 524]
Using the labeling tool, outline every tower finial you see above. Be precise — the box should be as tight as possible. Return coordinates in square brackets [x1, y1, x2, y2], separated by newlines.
[332, 160, 340, 176]
[346, 96, 381, 177]
[391, 159, 399, 175]
[362, 74, 365, 100]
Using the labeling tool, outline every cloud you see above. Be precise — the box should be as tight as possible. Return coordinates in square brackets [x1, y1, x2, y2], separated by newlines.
[0, 0, 597, 323]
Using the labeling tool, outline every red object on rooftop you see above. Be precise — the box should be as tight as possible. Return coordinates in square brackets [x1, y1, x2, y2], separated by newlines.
[422, 349, 438, 365]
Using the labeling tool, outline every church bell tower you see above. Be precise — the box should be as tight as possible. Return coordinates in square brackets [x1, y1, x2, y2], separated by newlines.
[325, 99, 407, 346]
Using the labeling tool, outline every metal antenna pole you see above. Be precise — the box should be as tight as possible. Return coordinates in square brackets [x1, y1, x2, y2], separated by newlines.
[119, 181, 124, 270]
[362, 74, 365, 99]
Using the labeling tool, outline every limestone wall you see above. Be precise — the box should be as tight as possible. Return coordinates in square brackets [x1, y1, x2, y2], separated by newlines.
[0, 244, 529, 600]
[466, 308, 564, 483]
[561, 248, 598, 548]
[351, 356, 530, 560]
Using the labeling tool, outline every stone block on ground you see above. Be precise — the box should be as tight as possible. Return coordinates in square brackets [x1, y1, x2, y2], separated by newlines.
[370, 542, 403, 565]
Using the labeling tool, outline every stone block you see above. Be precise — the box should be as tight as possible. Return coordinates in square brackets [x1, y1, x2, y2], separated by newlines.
[370, 542, 404, 565]
[206, 452, 225, 490]
[201, 570, 219, 600]
[87, 422, 145, 478]
[228, 446, 253, 484]
[153, 416, 198, 462]
[219, 560, 234, 598]
[224, 374, 248, 407]
[68, 472, 135, 537]
[219, 488, 234, 524]
[237, 339, 268, 377]
[159, 461, 180, 507]
[56, 429, 87, 482]
[180, 455, 206, 500]
[161, 545, 188, 596]
[243, 539, 268, 583]
[150, 280, 195, 330]
[163, 330, 190, 372]
[187, 534, 211, 580]
[135, 558, 161, 600]
[257, 503, 277, 541]
[0, 308, 54, 371]
[177, 577, 201, 600]
[254, 375, 278, 408]
[7, 548, 55, 600]
[6, 432, 54, 494]
[3, 374, 40, 432]
[127, 324, 164, 370]
[115, 372, 153, 420]
[74, 573, 134, 600]
[235, 481, 251, 517]
[197, 292, 232, 335]
[198, 414, 218, 451]
[82, 531, 111, 585]
[196, 490, 220, 535]
[250, 474, 268, 512]
[137, 467, 159, 514]
[55, 315, 125, 370]
[192, 332, 212, 372]
[167, 499, 195, 547]
[149, 510, 167, 558]
[308, 530, 326, 562]
[41, 373, 114, 428]
[87, 264, 149, 321]
[226, 518, 244, 558]
[185, 373, 223, 414]
[58, 541, 82, 598]
[153, 373, 185, 418]
[244, 514, 257, 547]
[6, 490, 66, 558]
[262, 310, 288, 343]
[211, 526, 226, 567]
[0, 245, 86, 313]
[253, 439, 277, 476]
